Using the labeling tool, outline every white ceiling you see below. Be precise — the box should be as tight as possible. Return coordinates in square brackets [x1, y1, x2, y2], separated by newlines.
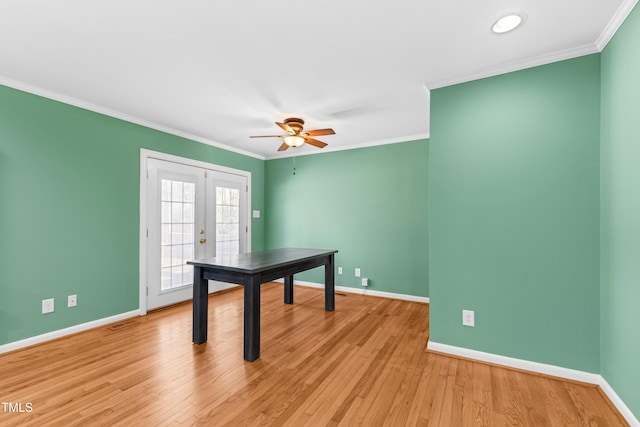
[0, 0, 634, 159]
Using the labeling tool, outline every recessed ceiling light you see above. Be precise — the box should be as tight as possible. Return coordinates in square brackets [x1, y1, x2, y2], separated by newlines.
[492, 13, 524, 34]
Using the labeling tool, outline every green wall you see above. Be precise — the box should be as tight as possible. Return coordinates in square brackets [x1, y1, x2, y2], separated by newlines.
[265, 140, 429, 297]
[0, 85, 265, 345]
[600, 3, 640, 416]
[429, 55, 601, 372]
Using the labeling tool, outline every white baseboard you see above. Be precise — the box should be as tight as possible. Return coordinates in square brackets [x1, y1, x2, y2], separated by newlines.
[274, 279, 429, 303]
[598, 375, 640, 427]
[427, 340, 600, 383]
[427, 340, 639, 426]
[0, 310, 139, 355]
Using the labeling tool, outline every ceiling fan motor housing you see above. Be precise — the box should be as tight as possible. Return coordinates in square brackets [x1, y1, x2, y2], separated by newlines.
[284, 117, 305, 134]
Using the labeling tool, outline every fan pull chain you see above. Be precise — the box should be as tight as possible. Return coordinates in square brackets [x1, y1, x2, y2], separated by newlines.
[292, 150, 296, 175]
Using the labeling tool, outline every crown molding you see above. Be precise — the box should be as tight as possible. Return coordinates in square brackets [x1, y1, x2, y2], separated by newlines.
[6, 0, 634, 161]
[426, 42, 599, 90]
[2, 73, 427, 162]
[0, 76, 266, 161]
[264, 132, 430, 160]
[596, 0, 639, 51]
[427, 0, 639, 90]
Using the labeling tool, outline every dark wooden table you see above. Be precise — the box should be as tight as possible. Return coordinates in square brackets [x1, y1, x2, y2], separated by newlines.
[188, 248, 338, 361]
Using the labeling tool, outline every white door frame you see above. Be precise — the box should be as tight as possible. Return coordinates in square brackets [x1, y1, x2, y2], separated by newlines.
[139, 149, 252, 315]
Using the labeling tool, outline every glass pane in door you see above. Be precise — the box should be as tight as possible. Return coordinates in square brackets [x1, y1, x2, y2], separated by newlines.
[216, 186, 241, 256]
[160, 179, 196, 290]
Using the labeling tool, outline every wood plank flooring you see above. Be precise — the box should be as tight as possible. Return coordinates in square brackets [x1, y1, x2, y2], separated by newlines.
[0, 283, 627, 426]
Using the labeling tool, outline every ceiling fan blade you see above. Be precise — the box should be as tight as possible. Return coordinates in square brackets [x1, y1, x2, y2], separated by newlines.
[304, 137, 328, 148]
[278, 142, 290, 152]
[250, 135, 285, 138]
[276, 122, 293, 133]
[306, 128, 335, 137]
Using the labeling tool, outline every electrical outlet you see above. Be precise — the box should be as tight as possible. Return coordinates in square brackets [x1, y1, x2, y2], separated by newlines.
[338, 267, 343, 275]
[68, 294, 77, 307]
[361, 278, 369, 287]
[462, 310, 475, 327]
[42, 298, 55, 314]
[355, 268, 361, 277]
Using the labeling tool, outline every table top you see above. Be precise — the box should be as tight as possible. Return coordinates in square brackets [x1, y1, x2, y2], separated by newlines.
[187, 248, 338, 274]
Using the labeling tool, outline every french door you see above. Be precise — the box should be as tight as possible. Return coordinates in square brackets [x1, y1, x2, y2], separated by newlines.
[146, 157, 248, 310]
[208, 171, 248, 294]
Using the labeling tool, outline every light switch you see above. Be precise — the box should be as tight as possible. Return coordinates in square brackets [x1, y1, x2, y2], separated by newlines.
[462, 310, 475, 327]
[252, 210, 261, 218]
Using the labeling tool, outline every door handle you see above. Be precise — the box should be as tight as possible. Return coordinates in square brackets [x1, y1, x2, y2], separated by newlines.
[199, 238, 207, 244]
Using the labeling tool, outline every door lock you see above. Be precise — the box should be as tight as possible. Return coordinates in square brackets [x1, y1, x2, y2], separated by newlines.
[199, 238, 207, 244]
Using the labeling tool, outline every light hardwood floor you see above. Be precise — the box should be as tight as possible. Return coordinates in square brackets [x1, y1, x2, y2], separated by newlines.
[0, 283, 627, 426]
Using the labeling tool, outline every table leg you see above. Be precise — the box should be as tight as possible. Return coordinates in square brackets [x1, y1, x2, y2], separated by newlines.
[192, 266, 208, 344]
[325, 254, 335, 311]
[244, 275, 261, 362]
[284, 275, 294, 304]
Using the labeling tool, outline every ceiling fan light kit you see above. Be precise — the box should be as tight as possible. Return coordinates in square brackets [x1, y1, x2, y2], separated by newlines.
[284, 135, 305, 147]
[250, 117, 335, 152]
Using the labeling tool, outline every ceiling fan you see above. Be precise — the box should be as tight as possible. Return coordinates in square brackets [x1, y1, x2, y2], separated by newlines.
[250, 118, 335, 151]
